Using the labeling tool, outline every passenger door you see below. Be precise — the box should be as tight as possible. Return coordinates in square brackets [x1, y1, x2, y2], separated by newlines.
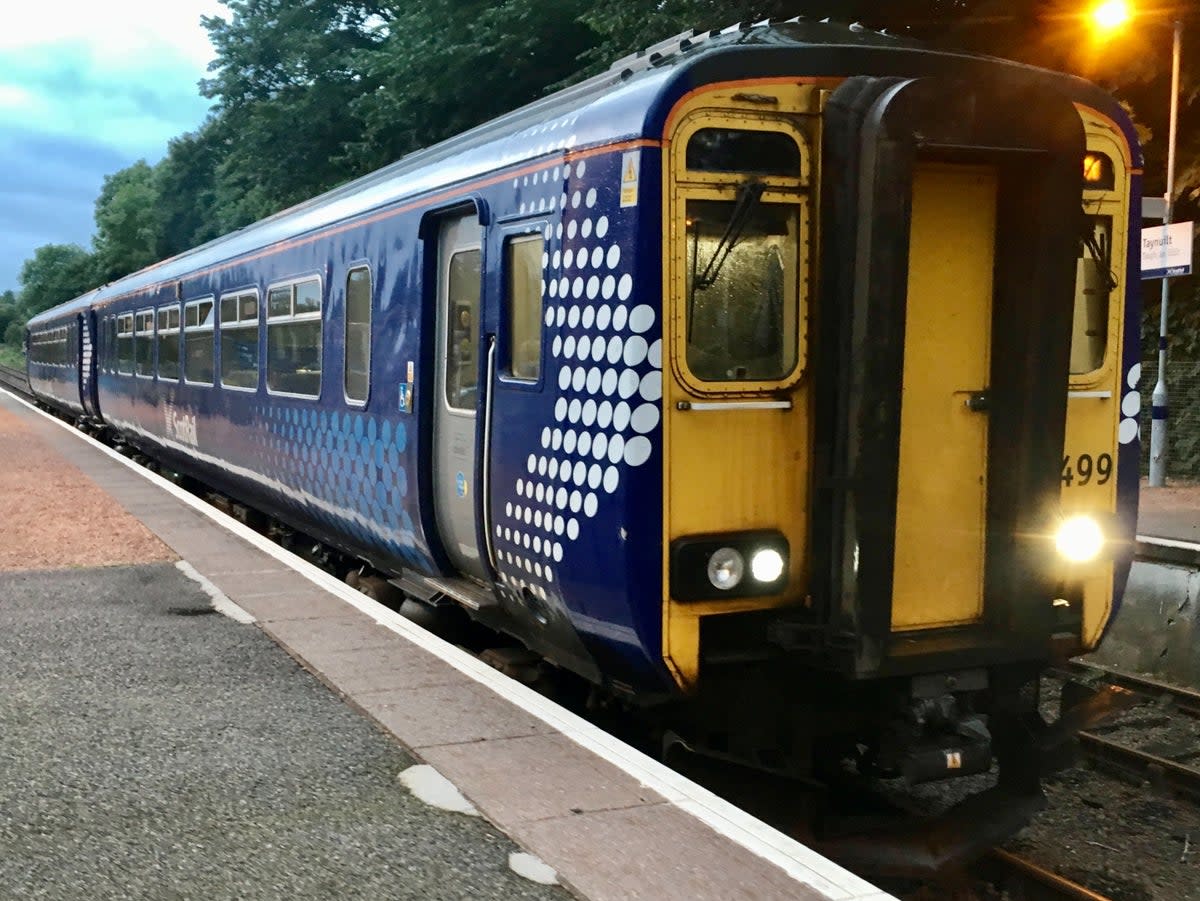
[432, 213, 489, 581]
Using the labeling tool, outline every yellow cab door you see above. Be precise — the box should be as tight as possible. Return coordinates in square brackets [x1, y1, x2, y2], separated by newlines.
[890, 163, 997, 631]
[662, 84, 820, 690]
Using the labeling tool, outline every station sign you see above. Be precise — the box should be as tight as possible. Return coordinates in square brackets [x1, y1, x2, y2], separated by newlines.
[1142, 221, 1193, 280]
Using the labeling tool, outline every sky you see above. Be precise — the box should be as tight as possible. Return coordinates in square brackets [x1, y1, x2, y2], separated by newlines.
[0, 1, 229, 293]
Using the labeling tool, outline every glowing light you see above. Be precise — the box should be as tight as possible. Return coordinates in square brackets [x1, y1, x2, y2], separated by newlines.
[750, 548, 785, 583]
[1055, 515, 1105, 563]
[1092, 0, 1131, 31]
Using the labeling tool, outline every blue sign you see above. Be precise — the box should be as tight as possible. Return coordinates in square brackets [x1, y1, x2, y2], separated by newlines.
[455, 471, 468, 498]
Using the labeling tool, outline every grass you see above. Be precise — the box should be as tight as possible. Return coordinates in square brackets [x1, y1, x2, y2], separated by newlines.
[0, 345, 25, 369]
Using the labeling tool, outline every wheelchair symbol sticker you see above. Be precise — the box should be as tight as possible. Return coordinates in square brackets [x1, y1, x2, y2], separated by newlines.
[455, 472, 468, 498]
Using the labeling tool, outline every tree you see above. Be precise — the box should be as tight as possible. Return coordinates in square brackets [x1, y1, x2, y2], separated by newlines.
[156, 121, 227, 257]
[92, 160, 165, 282]
[200, 0, 387, 225]
[17, 244, 96, 315]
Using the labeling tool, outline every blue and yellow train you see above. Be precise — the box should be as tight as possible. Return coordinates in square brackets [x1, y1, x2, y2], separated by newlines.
[26, 19, 1141, 837]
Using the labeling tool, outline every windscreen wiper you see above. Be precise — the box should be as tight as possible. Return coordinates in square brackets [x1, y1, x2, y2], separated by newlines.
[695, 181, 766, 290]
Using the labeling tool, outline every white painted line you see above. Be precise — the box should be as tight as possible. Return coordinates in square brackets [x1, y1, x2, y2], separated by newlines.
[175, 560, 257, 624]
[0, 386, 892, 901]
[1136, 534, 1200, 553]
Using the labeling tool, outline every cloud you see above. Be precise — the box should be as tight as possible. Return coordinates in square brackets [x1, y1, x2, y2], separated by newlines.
[0, 1, 227, 291]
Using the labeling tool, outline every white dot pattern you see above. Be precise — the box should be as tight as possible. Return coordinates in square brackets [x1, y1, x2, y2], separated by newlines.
[1118, 362, 1141, 445]
[493, 155, 659, 607]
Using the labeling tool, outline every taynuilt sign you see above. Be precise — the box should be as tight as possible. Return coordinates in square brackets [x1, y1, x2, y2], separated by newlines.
[1142, 221, 1193, 280]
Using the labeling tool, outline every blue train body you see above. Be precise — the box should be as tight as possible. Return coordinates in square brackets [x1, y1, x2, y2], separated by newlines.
[26, 22, 1143, 815]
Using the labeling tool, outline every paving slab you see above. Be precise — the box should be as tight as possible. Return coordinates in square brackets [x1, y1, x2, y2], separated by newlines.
[511, 802, 831, 901]
[421, 733, 666, 824]
[357, 681, 557, 749]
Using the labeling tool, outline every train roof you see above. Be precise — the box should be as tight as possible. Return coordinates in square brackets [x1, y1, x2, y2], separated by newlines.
[28, 18, 1134, 328]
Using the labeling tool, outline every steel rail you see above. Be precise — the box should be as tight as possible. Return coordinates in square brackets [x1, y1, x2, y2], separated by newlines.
[1078, 730, 1200, 803]
[1066, 660, 1200, 719]
[981, 849, 1113, 901]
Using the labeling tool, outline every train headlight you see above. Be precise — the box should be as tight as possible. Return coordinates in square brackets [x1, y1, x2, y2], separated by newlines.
[707, 548, 745, 591]
[750, 547, 785, 583]
[1055, 514, 1104, 564]
[671, 531, 789, 600]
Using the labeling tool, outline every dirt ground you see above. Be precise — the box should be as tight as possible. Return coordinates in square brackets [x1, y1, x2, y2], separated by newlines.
[0, 408, 175, 571]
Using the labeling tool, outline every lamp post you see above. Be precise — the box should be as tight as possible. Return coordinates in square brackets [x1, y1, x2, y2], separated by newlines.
[1092, 2, 1183, 486]
[1150, 18, 1182, 486]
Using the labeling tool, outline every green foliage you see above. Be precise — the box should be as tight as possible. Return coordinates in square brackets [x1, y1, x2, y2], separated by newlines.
[17, 244, 96, 316]
[92, 160, 164, 283]
[200, 0, 387, 226]
[0, 288, 22, 355]
[156, 122, 226, 256]
[2, 321, 23, 351]
[0, 343, 24, 368]
[342, 0, 602, 172]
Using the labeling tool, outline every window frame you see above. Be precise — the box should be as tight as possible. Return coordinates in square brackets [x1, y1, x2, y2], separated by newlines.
[265, 274, 323, 399]
[182, 296, 216, 387]
[1069, 124, 1130, 388]
[670, 111, 812, 395]
[116, 312, 135, 375]
[441, 246, 483, 413]
[342, 263, 372, 406]
[219, 288, 261, 393]
[499, 229, 546, 386]
[134, 308, 155, 379]
[156, 304, 182, 381]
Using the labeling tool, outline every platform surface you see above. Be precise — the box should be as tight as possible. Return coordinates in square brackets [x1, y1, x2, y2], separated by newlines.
[1138, 478, 1200, 545]
[0, 388, 889, 901]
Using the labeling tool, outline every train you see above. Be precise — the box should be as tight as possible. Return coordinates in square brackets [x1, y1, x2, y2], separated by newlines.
[25, 19, 1141, 867]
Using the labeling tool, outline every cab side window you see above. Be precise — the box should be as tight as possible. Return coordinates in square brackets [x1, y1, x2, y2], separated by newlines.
[506, 235, 543, 381]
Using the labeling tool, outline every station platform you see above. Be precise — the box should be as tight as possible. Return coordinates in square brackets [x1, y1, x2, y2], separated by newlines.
[1138, 479, 1200, 546]
[0, 388, 889, 901]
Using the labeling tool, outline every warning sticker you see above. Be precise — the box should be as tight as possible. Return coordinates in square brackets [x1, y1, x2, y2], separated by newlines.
[619, 151, 640, 208]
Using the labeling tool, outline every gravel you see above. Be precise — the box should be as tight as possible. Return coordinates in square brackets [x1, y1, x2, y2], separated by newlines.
[0, 563, 570, 900]
[1001, 676, 1200, 900]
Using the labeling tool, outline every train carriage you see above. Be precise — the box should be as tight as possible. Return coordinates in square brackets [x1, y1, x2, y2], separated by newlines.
[26, 19, 1141, 851]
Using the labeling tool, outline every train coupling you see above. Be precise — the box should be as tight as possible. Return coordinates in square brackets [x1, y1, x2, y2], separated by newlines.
[876, 669, 993, 784]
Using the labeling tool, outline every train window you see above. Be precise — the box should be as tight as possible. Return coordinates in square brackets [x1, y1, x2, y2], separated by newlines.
[135, 309, 155, 377]
[685, 198, 800, 382]
[267, 278, 321, 397]
[506, 235, 543, 381]
[1071, 215, 1113, 374]
[221, 291, 259, 391]
[445, 249, 481, 410]
[116, 313, 134, 375]
[157, 306, 181, 380]
[184, 299, 215, 385]
[1082, 152, 1115, 191]
[344, 267, 371, 403]
[687, 129, 801, 176]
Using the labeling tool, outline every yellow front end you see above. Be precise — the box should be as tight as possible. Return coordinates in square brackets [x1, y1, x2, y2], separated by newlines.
[661, 82, 822, 689]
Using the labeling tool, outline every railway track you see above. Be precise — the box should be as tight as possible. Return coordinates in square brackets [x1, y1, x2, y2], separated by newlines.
[970, 849, 1114, 900]
[1065, 660, 1200, 719]
[1058, 660, 1200, 804]
[0, 363, 29, 396]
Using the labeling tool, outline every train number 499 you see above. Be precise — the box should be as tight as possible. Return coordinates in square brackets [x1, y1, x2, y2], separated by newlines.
[1061, 453, 1113, 487]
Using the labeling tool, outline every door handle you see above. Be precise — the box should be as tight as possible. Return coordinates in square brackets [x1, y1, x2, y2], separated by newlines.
[964, 391, 990, 413]
[481, 337, 498, 571]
